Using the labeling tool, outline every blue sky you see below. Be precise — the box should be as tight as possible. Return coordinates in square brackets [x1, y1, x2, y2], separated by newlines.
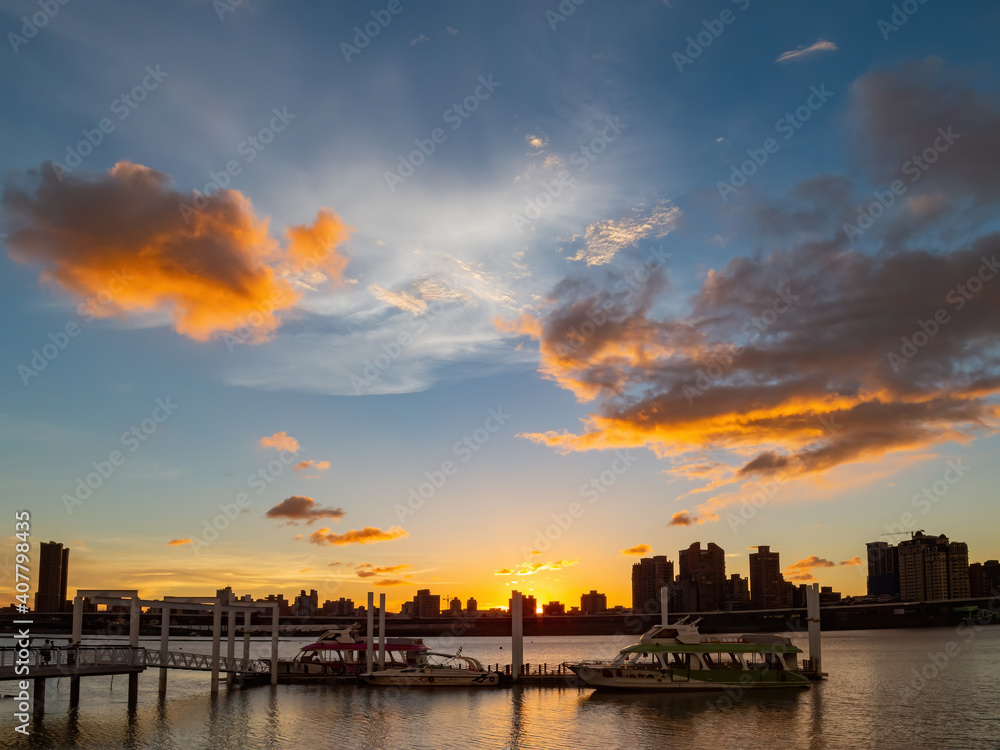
[2, 0, 999, 609]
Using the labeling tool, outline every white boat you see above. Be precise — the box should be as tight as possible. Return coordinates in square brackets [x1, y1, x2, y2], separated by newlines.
[565, 616, 811, 691]
[273, 625, 429, 680]
[359, 649, 500, 687]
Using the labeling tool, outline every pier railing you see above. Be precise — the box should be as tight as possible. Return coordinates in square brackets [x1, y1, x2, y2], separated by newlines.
[142, 649, 269, 675]
[0, 645, 143, 674]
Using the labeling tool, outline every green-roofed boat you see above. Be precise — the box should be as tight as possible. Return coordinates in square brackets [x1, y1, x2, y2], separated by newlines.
[565, 616, 812, 691]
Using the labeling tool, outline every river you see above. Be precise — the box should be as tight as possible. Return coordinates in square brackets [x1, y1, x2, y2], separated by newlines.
[3, 626, 998, 749]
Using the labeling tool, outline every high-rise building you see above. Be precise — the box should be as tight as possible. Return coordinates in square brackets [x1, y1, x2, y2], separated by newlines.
[293, 589, 319, 616]
[970, 561, 1000, 598]
[34, 541, 69, 613]
[749, 546, 784, 609]
[466, 597, 478, 612]
[320, 597, 355, 616]
[898, 532, 970, 600]
[411, 589, 440, 617]
[509, 594, 537, 616]
[631, 555, 674, 614]
[677, 542, 726, 612]
[542, 601, 565, 615]
[866, 541, 901, 596]
[449, 597, 463, 615]
[724, 573, 751, 609]
[580, 590, 607, 615]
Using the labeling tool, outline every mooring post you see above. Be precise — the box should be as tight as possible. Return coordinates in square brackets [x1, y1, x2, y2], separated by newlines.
[32, 676, 45, 718]
[210, 598, 222, 696]
[511, 590, 523, 682]
[128, 595, 140, 709]
[378, 593, 386, 670]
[366, 592, 375, 674]
[243, 609, 251, 664]
[69, 675, 80, 707]
[159, 604, 170, 694]
[226, 605, 236, 687]
[807, 583, 822, 677]
[660, 585, 670, 627]
[270, 604, 279, 686]
[71, 594, 83, 646]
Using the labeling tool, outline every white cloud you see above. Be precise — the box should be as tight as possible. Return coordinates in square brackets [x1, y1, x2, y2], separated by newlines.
[775, 39, 837, 64]
[568, 202, 681, 266]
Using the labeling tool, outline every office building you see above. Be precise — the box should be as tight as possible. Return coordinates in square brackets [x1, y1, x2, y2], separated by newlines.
[724, 573, 751, 610]
[677, 542, 726, 611]
[866, 541, 901, 596]
[580, 590, 607, 615]
[749, 545, 784, 609]
[34, 541, 70, 613]
[411, 589, 441, 617]
[898, 532, 970, 600]
[466, 597, 478, 613]
[542, 601, 565, 616]
[631, 555, 674, 614]
[970, 561, 1000, 598]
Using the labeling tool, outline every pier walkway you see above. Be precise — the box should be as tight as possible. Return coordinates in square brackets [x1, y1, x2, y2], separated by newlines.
[0, 645, 269, 681]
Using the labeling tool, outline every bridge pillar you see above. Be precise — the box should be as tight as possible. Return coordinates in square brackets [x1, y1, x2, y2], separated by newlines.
[71, 595, 84, 646]
[226, 607, 236, 687]
[69, 675, 80, 707]
[270, 605, 279, 686]
[511, 590, 523, 683]
[32, 676, 45, 718]
[159, 605, 170, 694]
[127, 672, 139, 710]
[210, 598, 222, 696]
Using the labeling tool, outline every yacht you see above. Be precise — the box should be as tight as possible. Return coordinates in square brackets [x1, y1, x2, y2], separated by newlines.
[565, 617, 812, 691]
[359, 648, 500, 687]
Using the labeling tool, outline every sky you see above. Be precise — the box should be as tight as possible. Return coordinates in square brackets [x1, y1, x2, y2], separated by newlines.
[2, 0, 999, 612]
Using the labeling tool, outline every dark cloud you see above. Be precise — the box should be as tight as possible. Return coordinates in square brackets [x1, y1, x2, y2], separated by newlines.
[265, 496, 345, 525]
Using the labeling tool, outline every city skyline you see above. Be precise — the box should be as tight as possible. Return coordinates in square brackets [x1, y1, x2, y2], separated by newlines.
[3, 2, 1000, 615]
[17, 531, 997, 614]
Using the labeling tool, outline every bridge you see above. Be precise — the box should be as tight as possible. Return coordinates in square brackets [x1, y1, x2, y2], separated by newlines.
[0, 645, 270, 681]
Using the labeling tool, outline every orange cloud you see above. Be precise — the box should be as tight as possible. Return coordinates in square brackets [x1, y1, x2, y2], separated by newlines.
[308, 526, 408, 546]
[259, 431, 299, 452]
[167, 538, 192, 546]
[374, 579, 412, 587]
[3, 161, 351, 342]
[493, 560, 577, 576]
[294, 459, 330, 477]
[668, 510, 717, 526]
[265, 496, 344, 525]
[840, 556, 863, 567]
[356, 563, 412, 578]
[785, 556, 839, 582]
[621, 544, 652, 556]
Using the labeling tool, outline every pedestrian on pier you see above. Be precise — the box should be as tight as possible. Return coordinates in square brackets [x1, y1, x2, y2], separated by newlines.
[41, 640, 52, 664]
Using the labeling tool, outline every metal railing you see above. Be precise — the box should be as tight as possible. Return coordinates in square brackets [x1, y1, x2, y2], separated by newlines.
[0, 646, 143, 672]
[142, 650, 269, 674]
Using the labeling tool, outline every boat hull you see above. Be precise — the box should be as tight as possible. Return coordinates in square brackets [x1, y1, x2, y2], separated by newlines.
[359, 669, 500, 687]
[568, 665, 810, 691]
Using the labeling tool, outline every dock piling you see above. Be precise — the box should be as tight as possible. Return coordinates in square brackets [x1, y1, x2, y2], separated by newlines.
[511, 590, 523, 682]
